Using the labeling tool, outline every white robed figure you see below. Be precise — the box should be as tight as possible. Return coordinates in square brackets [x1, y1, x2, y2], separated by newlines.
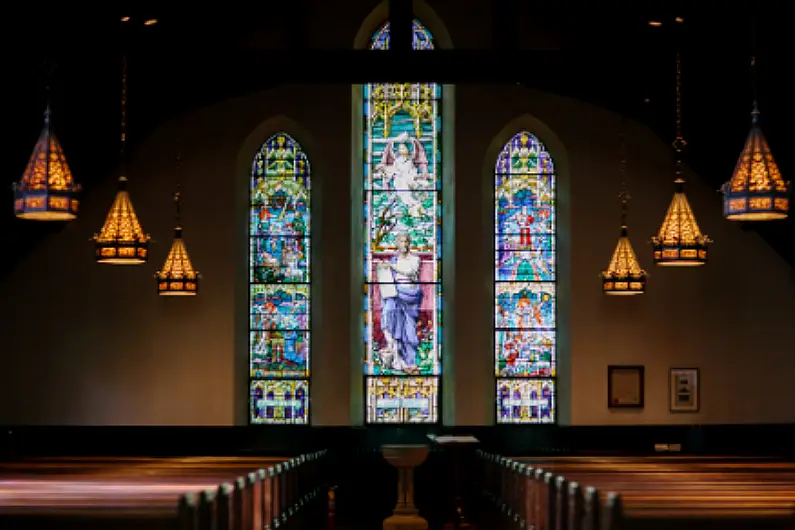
[377, 232, 423, 372]
[379, 132, 431, 217]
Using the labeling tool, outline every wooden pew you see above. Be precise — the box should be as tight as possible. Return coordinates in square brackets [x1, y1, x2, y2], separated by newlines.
[0, 451, 329, 530]
[181, 450, 329, 530]
[477, 452, 795, 530]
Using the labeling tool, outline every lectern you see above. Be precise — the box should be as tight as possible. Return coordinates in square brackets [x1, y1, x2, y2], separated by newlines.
[428, 435, 480, 530]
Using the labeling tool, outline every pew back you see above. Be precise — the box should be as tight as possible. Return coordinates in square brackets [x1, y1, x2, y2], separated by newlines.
[477, 451, 795, 530]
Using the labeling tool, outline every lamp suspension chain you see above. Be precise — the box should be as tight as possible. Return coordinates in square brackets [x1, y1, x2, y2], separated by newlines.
[44, 58, 55, 106]
[750, 15, 760, 122]
[175, 138, 182, 226]
[120, 54, 128, 168]
[618, 125, 629, 227]
[672, 50, 686, 179]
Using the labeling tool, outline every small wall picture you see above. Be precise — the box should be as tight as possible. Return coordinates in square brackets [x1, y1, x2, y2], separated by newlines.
[607, 365, 645, 408]
[669, 368, 699, 413]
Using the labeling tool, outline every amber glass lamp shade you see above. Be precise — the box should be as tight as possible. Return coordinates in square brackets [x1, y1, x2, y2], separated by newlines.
[602, 226, 648, 295]
[92, 176, 150, 264]
[13, 107, 81, 221]
[155, 226, 200, 296]
[722, 110, 790, 221]
[651, 180, 711, 266]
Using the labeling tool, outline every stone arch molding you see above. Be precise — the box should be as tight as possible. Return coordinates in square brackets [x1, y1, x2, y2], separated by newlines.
[353, 0, 454, 49]
[234, 113, 320, 426]
[236, 114, 320, 177]
[482, 112, 572, 425]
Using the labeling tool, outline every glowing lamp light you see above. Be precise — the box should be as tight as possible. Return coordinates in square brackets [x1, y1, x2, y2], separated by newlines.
[602, 192, 648, 295]
[602, 225, 648, 295]
[721, 104, 790, 221]
[144, 18, 158, 26]
[91, 176, 151, 264]
[13, 106, 81, 221]
[155, 226, 200, 296]
[651, 179, 712, 266]
[648, 21, 663, 27]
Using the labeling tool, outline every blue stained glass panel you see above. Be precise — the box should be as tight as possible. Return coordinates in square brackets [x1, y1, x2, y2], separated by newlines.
[370, 19, 435, 51]
[495, 250, 555, 282]
[365, 283, 441, 376]
[250, 236, 310, 283]
[495, 282, 556, 330]
[250, 284, 310, 331]
[496, 378, 555, 424]
[495, 132, 557, 424]
[250, 380, 309, 425]
[249, 181, 310, 236]
[249, 133, 312, 424]
[250, 331, 309, 378]
[495, 331, 556, 377]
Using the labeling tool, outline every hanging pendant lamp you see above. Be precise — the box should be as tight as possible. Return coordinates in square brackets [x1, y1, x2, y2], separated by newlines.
[92, 55, 150, 264]
[13, 105, 81, 221]
[155, 224, 199, 295]
[155, 153, 200, 296]
[722, 101, 790, 221]
[651, 50, 711, 266]
[602, 193, 647, 295]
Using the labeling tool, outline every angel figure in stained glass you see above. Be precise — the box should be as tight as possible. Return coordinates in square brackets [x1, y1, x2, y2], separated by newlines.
[378, 132, 431, 217]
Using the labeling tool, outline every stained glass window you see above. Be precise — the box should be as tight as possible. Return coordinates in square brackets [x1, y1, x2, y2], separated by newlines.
[363, 19, 441, 424]
[494, 132, 557, 424]
[249, 133, 311, 425]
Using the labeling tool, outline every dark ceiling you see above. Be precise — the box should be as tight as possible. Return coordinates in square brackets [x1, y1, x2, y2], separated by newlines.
[3, 0, 793, 277]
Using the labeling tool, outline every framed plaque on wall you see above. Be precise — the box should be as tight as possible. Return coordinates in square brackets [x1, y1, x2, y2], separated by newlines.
[669, 367, 700, 413]
[607, 365, 645, 408]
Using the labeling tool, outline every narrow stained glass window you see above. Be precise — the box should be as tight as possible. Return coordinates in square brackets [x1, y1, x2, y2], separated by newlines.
[363, 19, 441, 424]
[249, 133, 311, 425]
[494, 132, 557, 424]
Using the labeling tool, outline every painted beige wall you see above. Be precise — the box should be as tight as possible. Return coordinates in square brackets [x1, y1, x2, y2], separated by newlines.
[1, 0, 793, 426]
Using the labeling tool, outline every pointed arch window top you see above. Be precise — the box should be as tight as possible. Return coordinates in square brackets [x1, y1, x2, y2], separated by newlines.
[495, 132, 555, 176]
[370, 19, 435, 50]
[252, 133, 311, 181]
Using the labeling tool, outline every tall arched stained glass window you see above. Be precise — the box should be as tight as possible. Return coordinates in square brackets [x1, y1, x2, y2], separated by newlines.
[363, 20, 441, 424]
[494, 132, 557, 424]
[249, 133, 311, 425]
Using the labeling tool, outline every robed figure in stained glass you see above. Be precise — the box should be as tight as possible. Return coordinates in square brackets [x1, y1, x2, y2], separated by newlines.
[377, 231, 423, 372]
